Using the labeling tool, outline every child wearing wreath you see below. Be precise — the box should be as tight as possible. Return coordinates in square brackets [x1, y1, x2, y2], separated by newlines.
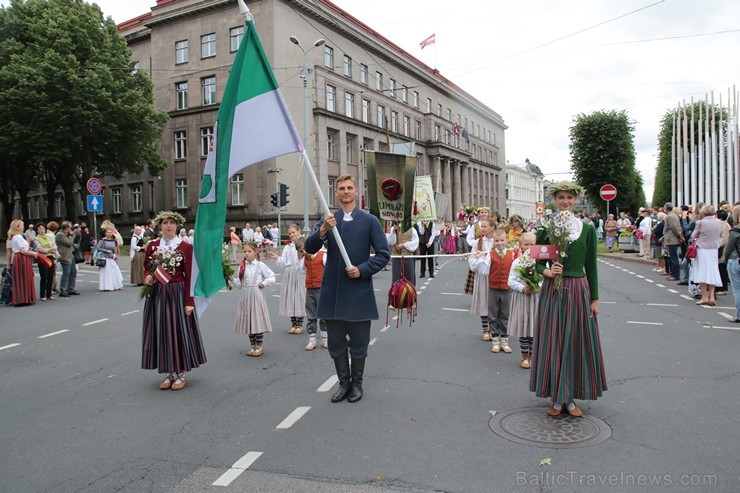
[232, 241, 276, 357]
[268, 224, 307, 334]
[507, 232, 542, 369]
[468, 218, 495, 341]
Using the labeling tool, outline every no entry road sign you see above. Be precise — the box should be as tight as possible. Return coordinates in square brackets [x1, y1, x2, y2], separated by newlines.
[600, 184, 617, 202]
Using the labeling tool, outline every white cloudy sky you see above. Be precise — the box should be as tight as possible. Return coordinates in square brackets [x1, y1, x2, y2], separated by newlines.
[5, 0, 738, 202]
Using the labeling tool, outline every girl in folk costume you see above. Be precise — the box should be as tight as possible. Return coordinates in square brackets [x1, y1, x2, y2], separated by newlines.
[444, 223, 458, 254]
[507, 232, 541, 369]
[468, 218, 496, 341]
[268, 224, 306, 334]
[530, 182, 606, 417]
[297, 243, 328, 351]
[232, 242, 276, 357]
[464, 207, 491, 295]
[141, 211, 206, 391]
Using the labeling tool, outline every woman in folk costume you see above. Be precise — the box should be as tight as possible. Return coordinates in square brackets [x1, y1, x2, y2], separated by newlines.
[130, 226, 146, 286]
[141, 211, 206, 391]
[464, 207, 491, 294]
[387, 221, 419, 286]
[507, 232, 541, 369]
[7, 219, 38, 306]
[268, 224, 306, 334]
[507, 214, 525, 246]
[232, 241, 276, 357]
[467, 218, 495, 341]
[444, 223, 458, 254]
[530, 182, 606, 417]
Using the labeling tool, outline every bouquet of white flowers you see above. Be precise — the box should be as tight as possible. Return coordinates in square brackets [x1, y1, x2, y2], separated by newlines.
[539, 209, 573, 291]
[514, 248, 544, 293]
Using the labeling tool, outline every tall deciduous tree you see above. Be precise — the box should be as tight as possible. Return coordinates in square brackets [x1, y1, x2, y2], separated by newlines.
[569, 109, 645, 215]
[0, 0, 168, 232]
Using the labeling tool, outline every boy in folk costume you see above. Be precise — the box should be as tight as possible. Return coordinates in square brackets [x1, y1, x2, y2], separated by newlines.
[297, 243, 328, 351]
[476, 228, 516, 353]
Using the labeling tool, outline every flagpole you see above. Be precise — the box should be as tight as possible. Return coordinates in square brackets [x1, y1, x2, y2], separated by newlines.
[301, 150, 353, 268]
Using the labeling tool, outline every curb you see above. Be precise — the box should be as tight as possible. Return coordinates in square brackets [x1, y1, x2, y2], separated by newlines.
[597, 252, 657, 266]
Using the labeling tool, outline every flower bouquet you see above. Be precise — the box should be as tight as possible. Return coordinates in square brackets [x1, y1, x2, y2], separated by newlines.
[539, 209, 573, 291]
[515, 248, 544, 293]
[138, 245, 185, 300]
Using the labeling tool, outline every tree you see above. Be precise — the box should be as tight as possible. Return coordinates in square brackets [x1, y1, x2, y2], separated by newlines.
[569, 109, 644, 215]
[652, 112, 673, 207]
[0, 0, 168, 231]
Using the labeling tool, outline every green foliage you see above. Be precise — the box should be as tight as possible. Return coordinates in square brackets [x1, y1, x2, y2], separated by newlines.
[0, 0, 168, 226]
[569, 109, 644, 215]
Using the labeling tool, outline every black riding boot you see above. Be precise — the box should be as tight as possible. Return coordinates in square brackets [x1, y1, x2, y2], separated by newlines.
[347, 357, 365, 403]
[331, 352, 352, 403]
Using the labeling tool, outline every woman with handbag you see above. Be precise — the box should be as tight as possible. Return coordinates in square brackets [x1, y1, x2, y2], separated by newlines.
[7, 220, 38, 306]
[690, 205, 722, 306]
[33, 223, 56, 301]
[95, 227, 124, 291]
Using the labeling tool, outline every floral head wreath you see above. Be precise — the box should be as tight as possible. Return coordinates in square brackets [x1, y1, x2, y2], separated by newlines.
[154, 210, 186, 226]
[477, 206, 490, 212]
[548, 181, 584, 197]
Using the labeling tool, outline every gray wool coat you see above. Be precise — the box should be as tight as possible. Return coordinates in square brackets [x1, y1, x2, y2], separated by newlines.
[305, 208, 390, 321]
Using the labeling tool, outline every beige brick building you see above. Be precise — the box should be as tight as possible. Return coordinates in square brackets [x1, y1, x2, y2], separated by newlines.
[107, 0, 507, 233]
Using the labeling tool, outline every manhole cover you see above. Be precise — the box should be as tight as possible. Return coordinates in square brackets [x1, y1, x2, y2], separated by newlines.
[489, 408, 611, 449]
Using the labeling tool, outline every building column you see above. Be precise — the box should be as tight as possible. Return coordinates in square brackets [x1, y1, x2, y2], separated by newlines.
[430, 156, 441, 193]
[453, 160, 462, 215]
[443, 157, 452, 220]
[461, 162, 470, 207]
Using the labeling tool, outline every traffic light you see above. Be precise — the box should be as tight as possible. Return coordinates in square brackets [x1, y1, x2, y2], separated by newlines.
[279, 183, 290, 206]
[270, 192, 279, 207]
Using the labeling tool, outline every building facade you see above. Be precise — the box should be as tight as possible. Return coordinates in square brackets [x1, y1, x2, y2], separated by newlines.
[10, 0, 507, 234]
[505, 158, 544, 220]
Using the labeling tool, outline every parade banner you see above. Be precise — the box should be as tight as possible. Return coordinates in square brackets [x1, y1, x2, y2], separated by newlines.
[365, 151, 416, 229]
[413, 175, 437, 222]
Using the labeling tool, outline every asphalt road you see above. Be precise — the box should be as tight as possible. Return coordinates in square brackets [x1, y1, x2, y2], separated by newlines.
[1, 255, 739, 492]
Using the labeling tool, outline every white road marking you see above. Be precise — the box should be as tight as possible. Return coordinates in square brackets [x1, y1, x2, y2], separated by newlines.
[374, 289, 381, 292]
[636, 275, 644, 279]
[317, 375, 338, 392]
[88, 280, 97, 283]
[38, 329, 69, 339]
[442, 308, 468, 312]
[656, 284, 666, 288]
[600, 301, 616, 304]
[709, 325, 740, 331]
[276, 406, 311, 429]
[83, 318, 109, 326]
[626, 321, 663, 326]
[369, 337, 378, 346]
[381, 325, 390, 332]
[645, 279, 654, 283]
[392, 315, 398, 320]
[441, 292, 464, 296]
[0, 343, 21, 351]
[121, 310, 140, 316]
[646, 303, 678, 307]
[419, 286, 426, 290]
[272, 295, 280, 298]
[627, 271, 635, 275]
[212, 451, 263, 487]
[680, 295, 694, 300]
[718, 312, 734, 320]
[667, 289, 679, 293]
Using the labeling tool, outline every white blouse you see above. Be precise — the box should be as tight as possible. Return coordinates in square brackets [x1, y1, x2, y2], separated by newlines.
[277, 243, 299, 268]
[11, 234, 30, 253]
[232, 261, 276, 288]
[468, 236, 494, 274]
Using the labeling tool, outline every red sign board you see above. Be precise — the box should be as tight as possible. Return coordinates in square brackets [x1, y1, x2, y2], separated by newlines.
[600, 184, 617, 202]
[87, 178, 103, 195]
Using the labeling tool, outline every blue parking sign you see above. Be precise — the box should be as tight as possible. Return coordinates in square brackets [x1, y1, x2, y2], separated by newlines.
[87, 194, 103, 212]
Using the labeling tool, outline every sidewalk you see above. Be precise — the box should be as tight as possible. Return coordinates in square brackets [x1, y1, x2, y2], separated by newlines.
[597, 251, 658, 266]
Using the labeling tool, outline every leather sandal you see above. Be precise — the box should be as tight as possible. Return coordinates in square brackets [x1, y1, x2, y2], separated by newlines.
[159, 374, 174, 390]
[547, 405, 563, 416]
[566, 403, 583, 417]
[288, 327, 297, 334]
[293, 327, 303, 334]
[252, 346, 263, 357]
[171, 375, 186, 390]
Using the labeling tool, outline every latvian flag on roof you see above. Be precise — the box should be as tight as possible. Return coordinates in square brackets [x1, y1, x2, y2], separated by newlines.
[420, 33, 435, 50]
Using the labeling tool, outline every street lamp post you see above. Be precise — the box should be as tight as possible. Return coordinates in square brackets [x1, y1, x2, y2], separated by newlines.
[289, 35, 325, 234]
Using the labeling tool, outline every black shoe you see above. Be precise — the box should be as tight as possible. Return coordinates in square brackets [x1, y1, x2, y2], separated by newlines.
[348, 357, 365, 403]
[419, 274, 425, 278]
[59, 293, 70, 298]
[430, 275, 434, 278]
[331, 353, 352, 403]
[677, 281, 689, 285]
[69, 291, 80, 296]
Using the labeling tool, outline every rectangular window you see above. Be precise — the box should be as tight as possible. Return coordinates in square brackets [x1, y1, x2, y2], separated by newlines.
[175, 40, 188, 64]
[343, 55, 352, 77]
[230, 26, 244, 52]
[360, 64, 368, 84]
[111, 188, 121, 214]
[346, 135, 355, 163]
[324, 45, 334, 68]
[326, 84, 336, 112]
[389, 78, 395, 97]
[445, 129, 450, 145]
[176, 179, 188, 209]
[149, 182, 155, 211]
[403, 116, 410, 136]
[174, 131, 187, 160]
[434, 124, 440, 142]
[200, 126, 213, 157]
[391, 111, 398, 133]
[230, 173, 244, 206]
[447, 108, 452, 121]
[415, 121, 421, 140]
[345, 92, 354, 118]
[413, 91, 419, 108]
[202, 76, 216, 105]
[437, 103, 442, 116]
[54, 193, 63, 217]
[33, 197, 40, 218]
[377, 105, 385, 128]
[201, 33, 216, 58]
[327, 178, 335, 207]
[131, 185, 142, 212]
[426, 98, 432, 113]
[362, 98, 370, 123]
[375, 71, 383, 91]
[402, 86, 408, 103]
[175, 81, 188, 110]
[327, 132, 336, 161]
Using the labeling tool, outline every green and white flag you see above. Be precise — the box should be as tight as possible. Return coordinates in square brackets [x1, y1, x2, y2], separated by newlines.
[192, 4, 302, 314]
